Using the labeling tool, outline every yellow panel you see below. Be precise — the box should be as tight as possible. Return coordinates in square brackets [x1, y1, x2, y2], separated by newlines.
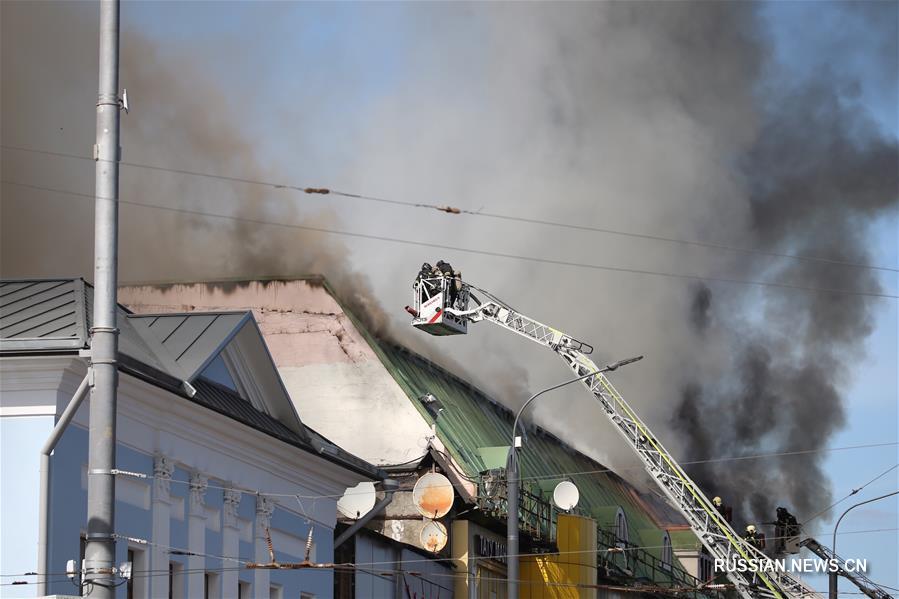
[451, 520, 470, 599]
[518, 515, 597, 599]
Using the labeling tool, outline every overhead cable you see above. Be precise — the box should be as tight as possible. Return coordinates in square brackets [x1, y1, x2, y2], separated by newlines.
[3, 143, 896, 274]
[3, 179, 896, 300]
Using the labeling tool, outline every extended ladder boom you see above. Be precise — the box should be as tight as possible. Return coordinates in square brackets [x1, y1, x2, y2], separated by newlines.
[799, 539, 892, 599]
[444, 296, 820, 599]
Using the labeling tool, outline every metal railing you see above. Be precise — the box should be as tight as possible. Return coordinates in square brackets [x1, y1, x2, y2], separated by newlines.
[477, 477, 555, 542]
[596, 527, 727, 599]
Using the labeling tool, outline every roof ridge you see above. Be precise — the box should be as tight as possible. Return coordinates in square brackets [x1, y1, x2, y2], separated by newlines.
[128, 309, 254, 318]
[119, 275, 325, 287]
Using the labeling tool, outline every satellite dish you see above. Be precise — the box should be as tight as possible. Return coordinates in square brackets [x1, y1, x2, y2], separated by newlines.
[420, 521, 448, 553]
[553, 481, 580, 511]
[412, 472, 454, 519]
[337, 482, 377, 519]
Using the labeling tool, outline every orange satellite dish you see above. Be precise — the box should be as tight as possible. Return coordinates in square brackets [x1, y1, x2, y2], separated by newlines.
[412, 472, 454, 519]
[420, 521, 448, 553]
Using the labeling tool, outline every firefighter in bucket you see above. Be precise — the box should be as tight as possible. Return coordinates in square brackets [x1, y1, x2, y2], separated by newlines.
[407, 260, 469, 336]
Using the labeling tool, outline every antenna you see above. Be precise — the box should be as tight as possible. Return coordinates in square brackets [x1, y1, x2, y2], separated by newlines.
[552, 480, 580, 511]
[420, 521, 448, 553]
[412, 472, 454, 519]
[337, 482, 377, 519]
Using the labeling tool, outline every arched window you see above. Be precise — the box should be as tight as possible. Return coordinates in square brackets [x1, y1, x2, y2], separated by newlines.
[661, 532, 673, 571]
[615, 508, 629, 545]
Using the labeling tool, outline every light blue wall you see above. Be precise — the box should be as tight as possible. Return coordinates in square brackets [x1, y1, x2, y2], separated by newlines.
[41, 423, 336, 598]
[0, 415, 53, 599]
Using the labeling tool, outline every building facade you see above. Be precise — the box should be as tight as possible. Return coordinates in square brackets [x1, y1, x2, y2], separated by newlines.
[0, 278, 382, 599]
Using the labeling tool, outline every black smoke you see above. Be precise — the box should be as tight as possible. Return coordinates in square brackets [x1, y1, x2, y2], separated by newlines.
[674, 67, 897, 523]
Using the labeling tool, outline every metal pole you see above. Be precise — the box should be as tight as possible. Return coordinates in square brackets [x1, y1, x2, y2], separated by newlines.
[506, 447, 520, 599]
[85, 0, 121, 596]
[505, 356, 642, 599]
[37, 373, 91, 596]
[830, 490, 899, 599]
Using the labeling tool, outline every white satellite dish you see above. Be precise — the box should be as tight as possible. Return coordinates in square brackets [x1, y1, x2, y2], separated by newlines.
[337, 482, 377, 519]
[553, 480, 580, 511]
[412, 472, 454, 519]
[420, 520, 449, 553]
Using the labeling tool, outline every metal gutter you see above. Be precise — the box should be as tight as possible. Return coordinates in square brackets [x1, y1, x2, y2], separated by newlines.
[37, 370, 90, 597]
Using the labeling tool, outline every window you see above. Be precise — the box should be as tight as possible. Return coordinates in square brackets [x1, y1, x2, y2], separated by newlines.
[269, 584, 284, 599]
[661, 532, 673, 571]
[205, 572, 220, 599]
[201, 355, 239, 391]
[168, 562, 184, 599]
[238, 581, 251, 599]
[127, 550, 135, 599]
[126, 546, 147, 599]
[615, 509, 629, 545]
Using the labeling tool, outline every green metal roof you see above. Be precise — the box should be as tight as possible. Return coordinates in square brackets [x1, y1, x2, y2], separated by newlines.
[372, 342, 702, 584]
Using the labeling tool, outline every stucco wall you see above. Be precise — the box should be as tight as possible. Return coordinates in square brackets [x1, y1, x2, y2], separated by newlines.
[1, 355, 362, 599]
[119, 280, 434, 465]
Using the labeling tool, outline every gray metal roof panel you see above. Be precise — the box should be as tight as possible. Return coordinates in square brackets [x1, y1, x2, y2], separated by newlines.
[0, 279, 88, 349]
[129, 312, 249, 381]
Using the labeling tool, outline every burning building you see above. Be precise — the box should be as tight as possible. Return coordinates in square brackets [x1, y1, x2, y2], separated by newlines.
[119, 277, 722, 599]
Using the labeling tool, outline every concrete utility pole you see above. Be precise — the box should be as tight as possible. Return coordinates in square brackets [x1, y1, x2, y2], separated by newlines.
[84, 0, 122, 596]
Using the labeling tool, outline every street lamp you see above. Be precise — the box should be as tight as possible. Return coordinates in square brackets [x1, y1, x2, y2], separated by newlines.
[830, 490, 899, 599]
[506, 355, 643, 599]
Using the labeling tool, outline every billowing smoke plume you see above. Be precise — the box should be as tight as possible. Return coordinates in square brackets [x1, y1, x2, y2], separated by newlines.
[2, 1, 896, 525]
[673, 79, 898, 521]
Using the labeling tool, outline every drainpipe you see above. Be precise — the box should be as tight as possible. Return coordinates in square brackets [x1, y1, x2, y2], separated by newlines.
[334, 479, 399, 549]
[37, 371, 91, 597]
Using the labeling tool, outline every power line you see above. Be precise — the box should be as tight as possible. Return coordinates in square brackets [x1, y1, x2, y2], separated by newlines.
[4, 143, 896, 274]
[805, 464, 899, 524]
[6, 527, 898, 582]
[3, 179, 897, 300]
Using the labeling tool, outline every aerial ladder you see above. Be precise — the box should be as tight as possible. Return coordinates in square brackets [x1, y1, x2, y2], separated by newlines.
[407, 273, 821, 599]
[799, 539, 893, 599]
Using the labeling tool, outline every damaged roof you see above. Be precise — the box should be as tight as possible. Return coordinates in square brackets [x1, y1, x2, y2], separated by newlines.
[0, 277, 382, 480]
[373, 342, 700, 583]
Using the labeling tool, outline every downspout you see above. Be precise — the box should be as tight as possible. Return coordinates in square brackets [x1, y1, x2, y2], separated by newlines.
[37, 371, 91, 597]
[334, 478, 399, 549]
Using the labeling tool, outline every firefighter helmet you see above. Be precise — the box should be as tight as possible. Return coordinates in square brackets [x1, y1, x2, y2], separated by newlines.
[712, 496, 722, 507]
[746, 525, 756, 534]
